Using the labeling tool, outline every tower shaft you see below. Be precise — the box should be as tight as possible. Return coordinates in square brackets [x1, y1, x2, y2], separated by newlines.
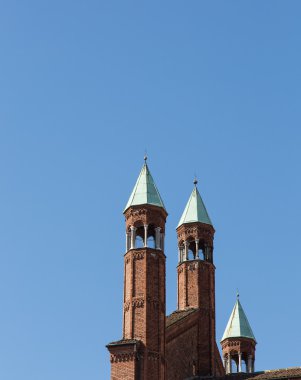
[107, 193, 167, 380]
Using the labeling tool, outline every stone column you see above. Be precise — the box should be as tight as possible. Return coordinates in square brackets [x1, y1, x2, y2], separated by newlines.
[195, 239, 199, 258]
[209, 246, 213, 262]
[238, 352, 242, 372]
[203, 246, 211, 262]
[126, 232, 130, 251]
[130, 226, 136, 249]
[228, 354, 232, 374]
[184, 241, 189, 261]
[144, 224, 148, 247]
[155, 227, 161, 249]
[223, 356, 227, 371]
[160, 233, 164, 251]
[247, 355, 252, 373]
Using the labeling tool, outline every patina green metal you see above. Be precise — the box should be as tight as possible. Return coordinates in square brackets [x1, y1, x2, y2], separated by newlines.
[221, 296, 256, 342]
[124, 162, 166, 212]
[177, 186, 212, 227]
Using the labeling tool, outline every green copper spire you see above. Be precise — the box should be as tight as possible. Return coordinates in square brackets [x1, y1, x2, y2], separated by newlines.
[221, 295, 256, 342]
[177, 181, 212, 227]
[124, 158, 166, 212]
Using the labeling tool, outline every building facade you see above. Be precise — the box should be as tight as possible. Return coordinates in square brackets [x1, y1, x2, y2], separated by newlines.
[106, 160, 301, 380]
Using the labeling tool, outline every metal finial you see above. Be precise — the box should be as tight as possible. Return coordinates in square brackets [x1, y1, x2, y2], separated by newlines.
[144, 155, 147, 162]
[237, 289, 240, 299]
[193, 177, 198, 186]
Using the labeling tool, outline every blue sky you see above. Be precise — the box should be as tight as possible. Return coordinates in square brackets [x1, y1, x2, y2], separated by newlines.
[0, 1, 301, 379]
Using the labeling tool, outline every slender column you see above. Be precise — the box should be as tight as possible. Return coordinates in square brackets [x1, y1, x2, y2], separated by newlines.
[178, 247, 181, 262]
[155, 227, 161, 249]
[144, 224, 148, 247]
[184, 241, 189, 260]
[195, 239, 199, 258]
[223, 356, 227, 371]
[247, 355, 252, 373]
[204, 245, 209, 261]
[208, 246, 213, 262]
[228, 354, 232, 374]
[126, 232, 130, 251]
[238, 352, 242, 372]
[130, 226, 136, 249]
[160, 232, 164, 251]
[252, 358, 255, 373]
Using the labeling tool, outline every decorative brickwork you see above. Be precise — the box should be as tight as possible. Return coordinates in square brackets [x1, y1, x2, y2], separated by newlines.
[108, 203, 167, 380]
[107, 166, 299, 379]
[166, 308, 224, 379]
[124, 205, 167, 235]
[221, 337, 256, 374]
[173, 213, 219, 377]
[107, 340, 141, 380]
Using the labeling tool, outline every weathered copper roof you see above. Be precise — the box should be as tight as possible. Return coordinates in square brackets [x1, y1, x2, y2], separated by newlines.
[177, 185, 212, 227]
[166, 308, 198, 328]
[221, 296, 256, 342]
[124, 162, 166, 212]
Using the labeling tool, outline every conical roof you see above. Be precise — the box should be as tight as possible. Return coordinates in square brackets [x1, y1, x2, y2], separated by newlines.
[124, 162, 166, 212]
[221, 297, 256, 342]
[177, 185, 212, 227]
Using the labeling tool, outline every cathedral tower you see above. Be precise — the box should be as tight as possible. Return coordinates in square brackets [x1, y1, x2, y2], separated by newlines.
[221, 295, 256, 374]
[176, 180, 217, 376]
[107, 159, 167, 380]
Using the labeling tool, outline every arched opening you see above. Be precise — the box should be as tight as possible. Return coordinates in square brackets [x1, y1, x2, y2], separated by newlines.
[147, 235, 156, 248]
[231, 358, 238, 373]
[135, 235, 144, 248]
[187, 248, 195, 260]
[187, 239, 196, 260]
[243, 359, 248, 373]
[200, 247, 205, 260]
[197, 240, 213, 262]
[134, 225, 145, 249]
[227, 352, 247, 373]
[146, 224, 157, 249]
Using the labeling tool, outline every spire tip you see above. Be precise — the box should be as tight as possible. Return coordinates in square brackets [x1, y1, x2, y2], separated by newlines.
[144, 148, 148, 163]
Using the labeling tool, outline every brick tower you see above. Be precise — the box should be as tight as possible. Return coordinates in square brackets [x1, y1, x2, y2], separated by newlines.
[221, 294, 256, 374]
[107, 158, 167, 380]
[166, 180, 218, 378]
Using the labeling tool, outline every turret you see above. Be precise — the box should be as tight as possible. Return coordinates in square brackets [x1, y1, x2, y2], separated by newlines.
[221, 294, 257, 373]
[176, 180, 217, 376]
[177, 180, 215, 310]
[107, 158, 167, 380]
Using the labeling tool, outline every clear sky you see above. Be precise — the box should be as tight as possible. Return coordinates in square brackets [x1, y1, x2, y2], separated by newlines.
[1, 1, 301, 379]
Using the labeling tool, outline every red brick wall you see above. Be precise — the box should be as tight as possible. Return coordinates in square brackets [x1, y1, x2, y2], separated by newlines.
[107, 343, 141, 380]
[177, 260, 213, 310]
[122, 248, 166, 379]
[166, 311, 224, 379]
[111, 358, 137, 380]
[166, 314, 199, 380]
[174, 259, 218, 376]
[215, 342, 226, 376]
